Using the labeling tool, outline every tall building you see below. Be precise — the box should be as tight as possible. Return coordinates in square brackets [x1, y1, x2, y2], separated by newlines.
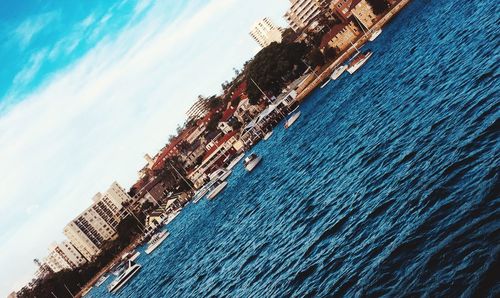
[284, 0, 322, 32]
[45, 241, 87, 272]
[249, 18, 283, 48]
[64, 182, 130, 260]
[186, 96, 210, 120]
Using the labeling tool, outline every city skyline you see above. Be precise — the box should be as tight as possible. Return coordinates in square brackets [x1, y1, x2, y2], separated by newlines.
[0, 0, 289, 294]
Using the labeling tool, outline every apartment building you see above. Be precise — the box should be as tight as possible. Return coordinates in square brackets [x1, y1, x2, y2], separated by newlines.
[249, 17, 283, 48]
[284, 0, 322, 31]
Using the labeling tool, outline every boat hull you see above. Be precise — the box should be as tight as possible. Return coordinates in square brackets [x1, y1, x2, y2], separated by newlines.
[207, 181, 228, 200]
[331, 65, 347, 80]
[108, 264, 141, 293]
[284, 111, 301, 128]
[347, 52, 373, 74]
[244, 156, 262, 172]
[145, 232, 169, 254]
[369, 29, 382, 41]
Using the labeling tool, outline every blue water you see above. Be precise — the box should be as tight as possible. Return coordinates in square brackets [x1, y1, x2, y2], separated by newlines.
[90, 0, 499, 296]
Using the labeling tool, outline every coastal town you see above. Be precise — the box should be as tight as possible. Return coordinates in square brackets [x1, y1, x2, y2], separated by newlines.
[13, 0, 412, 297]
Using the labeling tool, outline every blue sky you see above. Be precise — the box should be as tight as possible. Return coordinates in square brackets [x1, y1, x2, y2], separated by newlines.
[0, 0, 288, 294]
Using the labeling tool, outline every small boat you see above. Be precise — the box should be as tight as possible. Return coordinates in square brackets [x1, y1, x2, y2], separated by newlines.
[347, 51, 373, 74]
[226, 153, 245, 170]
[207, 181, 228, 200]
[163, 210, 180, 225]
[288, 105, 299, 115]
[284, 111, 301, 129]
[107, 260, 141, 293]
[369, 28, 382, 41]
[263, 130, 274, 140]
[330, 65, 347, 80]
[145, 231, 169, 254]
[129, 251, 140, 261]
[244, 153, 262, 172]
[193, 185, 211, 203]
[95, 274, 109, 287]
[320, 79, 330, 88]
[208, 168, 232, 182]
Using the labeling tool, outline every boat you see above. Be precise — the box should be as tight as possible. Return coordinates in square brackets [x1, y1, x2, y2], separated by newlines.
[243, 153, 262, 172]
[129, 251, 140, 261]
[208, 168, 232, 182]
[320, 78, 330, 88]
[145, 230, 169, 254]
[226, 153, 245, 170]
[163, 210, 180, 225]
[263, 130, 274, 140]
[95, 274, 109, 287]
[369, 28, 382, 41]
[207, 181, 228, 200]
[330, 65, 348, 80]
[288, 105, 299, 115]
[284, 111, 301, 129]
[193, 185, 211, 203]
[347, 51, 373, 74]
[107, 260, 141, 293]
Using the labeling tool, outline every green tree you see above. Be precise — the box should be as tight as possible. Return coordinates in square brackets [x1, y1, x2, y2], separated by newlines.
[307, 47, 325, 68]
[366, 0, 389, 14]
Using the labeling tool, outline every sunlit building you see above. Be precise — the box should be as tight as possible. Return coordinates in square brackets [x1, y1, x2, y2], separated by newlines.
[284, 0, 322, 31]
[249, 18, 283, 48]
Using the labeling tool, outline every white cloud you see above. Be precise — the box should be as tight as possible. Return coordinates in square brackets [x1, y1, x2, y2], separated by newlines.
[12, 48, 48, 85]
[0, 0, 289, 294]
[14, 11, 60, 48]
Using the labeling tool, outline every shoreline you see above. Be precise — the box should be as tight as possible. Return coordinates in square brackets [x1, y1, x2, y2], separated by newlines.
[295, 0, 412, 101]
[74, 1, 412, 296]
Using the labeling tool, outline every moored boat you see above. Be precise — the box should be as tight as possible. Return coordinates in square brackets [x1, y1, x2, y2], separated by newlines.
[244, 153, 262, 172]
[369, 28, 382, 41]
[145, 231, 169, 254]
[226, 153, 245, 170]
[207, 181, 228, 200]
[107, 260, 141, 293]
[263, 130, 274, 140]
[347, 51, 373, 74]
[284, 111, 301, 129]
[331, 65, 348, 80]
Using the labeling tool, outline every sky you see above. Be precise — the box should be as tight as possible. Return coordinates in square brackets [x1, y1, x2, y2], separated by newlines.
[0, 0, 289, 294]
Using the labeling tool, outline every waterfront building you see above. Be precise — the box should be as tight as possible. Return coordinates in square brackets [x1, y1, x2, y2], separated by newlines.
[319, 21, 360, 51]
[249, 17, 283, 48]
[188, 131, 241, 188]
[64, 182, 130, 260]
[284, 0, 322, 32]
[351, 0, 377, 29]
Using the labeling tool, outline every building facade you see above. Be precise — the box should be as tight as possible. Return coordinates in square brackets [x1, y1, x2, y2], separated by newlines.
[351, 0, 377, 29]
[186, 97, 210, 120]
[64, 182, 130, 260]
[320, 21, 360, 51]
[249, 17, 283, 48]
[284, 0, 322, 32]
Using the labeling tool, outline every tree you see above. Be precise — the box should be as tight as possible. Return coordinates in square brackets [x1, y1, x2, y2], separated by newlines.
[307, 47, 325, 68]
[231, 96, 241, 107]
[324, 46, 338, 61]
[246, 42, 309, 103]
[366, 0, 389, 15]
[206, 112, 222, 132]
[208, 96, 222, 109]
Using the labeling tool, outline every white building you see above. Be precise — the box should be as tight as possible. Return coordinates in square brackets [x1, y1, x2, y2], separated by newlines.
[284, 0, 322, 32]
[64, 182, 131, 260]
[44, 240, 86, 272]
[249, 17, 283, 48]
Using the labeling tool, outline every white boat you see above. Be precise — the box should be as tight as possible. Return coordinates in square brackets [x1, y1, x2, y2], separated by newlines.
[263, 130, 274, 140]
[347, 51, 373, 74]
[226, 153, 245, 170]
[320, 78, 330, 88]
[107, 260, 141, 293]
[163, 210, 180, 225]
[207, 181, 228, 200]
[243, 153, 262, 172]
[208, 168, 232, 182]
[95, 274, 109, 287]
[369, 28, 382, 41]
[288, 105, 299, 115]
[330, 65, 347, 80]
[284, 111, 301, 129]
[193, 185, 211, 203]
[145, 231, 169, 254]
[129, 251, 140, 261]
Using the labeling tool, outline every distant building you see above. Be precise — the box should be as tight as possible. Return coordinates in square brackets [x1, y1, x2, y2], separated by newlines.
[319, 21, 360, 51]
[64, 182, 130, 260]
[44, 241, 86, 272]
[284, 0, 322, 32]
[351, 0, 377, 29]
[249, 17, 283, 48]
[7, 292, 17, 298]
[186, 96, 210, 120]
